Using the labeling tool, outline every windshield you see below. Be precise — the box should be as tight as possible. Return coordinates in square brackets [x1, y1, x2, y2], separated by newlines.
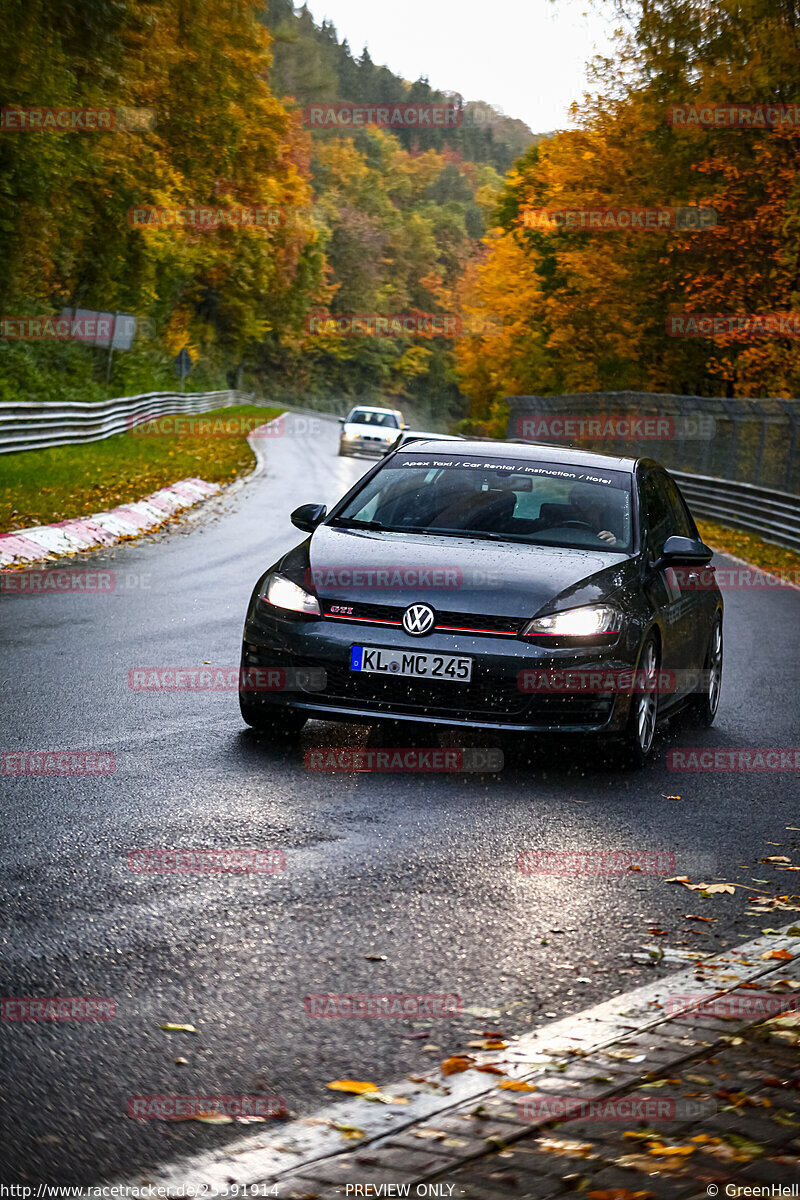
[348, 409, 399, 428]
[332, 454, 634, 552]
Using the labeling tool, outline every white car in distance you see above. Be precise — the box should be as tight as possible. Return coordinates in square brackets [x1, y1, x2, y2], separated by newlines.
[338, 405, 406, 458]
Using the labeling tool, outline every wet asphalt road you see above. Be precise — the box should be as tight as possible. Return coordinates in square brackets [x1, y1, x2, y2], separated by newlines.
[1, 414, 799, 1185]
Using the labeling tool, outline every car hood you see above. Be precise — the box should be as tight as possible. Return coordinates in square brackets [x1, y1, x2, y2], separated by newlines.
[283, 525, 634, 619]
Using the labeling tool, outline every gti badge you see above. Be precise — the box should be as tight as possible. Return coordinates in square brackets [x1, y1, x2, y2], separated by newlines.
[402, 603, 435, 636]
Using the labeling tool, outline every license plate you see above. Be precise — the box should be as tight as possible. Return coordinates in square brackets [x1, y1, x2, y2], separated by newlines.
[350, 645, 472, 682]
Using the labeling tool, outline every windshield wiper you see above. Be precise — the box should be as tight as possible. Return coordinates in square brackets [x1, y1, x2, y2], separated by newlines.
[329, 517, 388, 531]
[398, 526, 524, 543]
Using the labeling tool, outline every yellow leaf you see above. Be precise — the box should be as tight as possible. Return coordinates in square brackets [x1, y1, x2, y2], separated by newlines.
[326, 1080, 378, 1094]
[440, 1055, 475, 1076]
[159, 1023, 198, 1034]
[498, 1080, 538, 1091]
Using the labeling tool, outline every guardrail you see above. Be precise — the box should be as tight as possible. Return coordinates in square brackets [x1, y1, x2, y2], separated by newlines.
[0, 390, 262, 455]
[673, 472, 800, 555]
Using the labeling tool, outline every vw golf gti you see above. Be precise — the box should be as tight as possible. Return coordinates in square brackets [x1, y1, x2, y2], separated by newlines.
[240, 440, 723, 765]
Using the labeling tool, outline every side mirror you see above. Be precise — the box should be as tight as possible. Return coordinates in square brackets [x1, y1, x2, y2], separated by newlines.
[291, 503, 327, 533]
[652, 535, 713, 570]
[338, 417, 346, 425]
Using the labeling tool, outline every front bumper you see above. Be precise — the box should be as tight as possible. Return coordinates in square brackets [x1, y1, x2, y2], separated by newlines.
[241, 610, 639, 733]
[340, 435, 395, 457]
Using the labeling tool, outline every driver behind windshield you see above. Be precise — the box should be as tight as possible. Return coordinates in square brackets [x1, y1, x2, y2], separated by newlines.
[564, 482, 620, 545]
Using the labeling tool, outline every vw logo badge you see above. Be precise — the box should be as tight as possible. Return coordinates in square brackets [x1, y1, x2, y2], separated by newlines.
[402, 603, 435, 636]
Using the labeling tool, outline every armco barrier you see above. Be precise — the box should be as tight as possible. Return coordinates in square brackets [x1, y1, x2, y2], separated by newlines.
[672, 472, 800, 554]
[507, 391, 800, 553]
[0, 390, 262, 455]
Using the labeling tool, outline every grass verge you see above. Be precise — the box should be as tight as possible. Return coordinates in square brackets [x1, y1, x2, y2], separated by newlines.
[1, 405, 282, 534]
[697, 519, 800, 581]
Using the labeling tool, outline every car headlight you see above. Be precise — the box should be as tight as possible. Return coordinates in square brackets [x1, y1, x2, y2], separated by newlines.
[260, 573, 321, 616]
[521, 604, 621, 638]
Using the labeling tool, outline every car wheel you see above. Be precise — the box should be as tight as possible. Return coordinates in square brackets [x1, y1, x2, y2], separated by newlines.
[338, 445, 349, 457]
[692, 615, 722, 727]
[239, 695, 307, 737]
[615, 634, 660, 768]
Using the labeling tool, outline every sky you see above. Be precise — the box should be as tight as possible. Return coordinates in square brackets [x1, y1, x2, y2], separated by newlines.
[306, 0, 622, 133]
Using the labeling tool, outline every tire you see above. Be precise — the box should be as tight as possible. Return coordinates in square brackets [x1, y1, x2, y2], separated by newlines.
[338, 445, 350, 457]
[239, 695, 307, 737]
[691, 615, 723, 727]
[613, 634, 660, 768]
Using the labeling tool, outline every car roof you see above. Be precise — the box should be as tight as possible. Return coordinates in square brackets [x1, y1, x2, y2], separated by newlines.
[348, 405, 402, 415]
[394, 438, 638, 473]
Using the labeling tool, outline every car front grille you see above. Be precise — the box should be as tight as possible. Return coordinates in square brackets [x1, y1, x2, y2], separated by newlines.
[320, 600, 524, 638]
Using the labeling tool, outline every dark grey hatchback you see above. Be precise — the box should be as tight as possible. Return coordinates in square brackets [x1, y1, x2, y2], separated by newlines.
[240, 440, 723, 766]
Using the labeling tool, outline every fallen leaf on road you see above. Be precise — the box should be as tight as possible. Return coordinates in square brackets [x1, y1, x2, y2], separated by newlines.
[666, 876, 690, 884]
[683, 914, 716, 922]
[413, 1128, 447, 1140]
[684, 882, 736, 894]
[441, 1055, 475, 1076]
[364, 954, 387, 961]
[193, 1112, 233, 1124]
[326, 1081, 378, 1094]
[475, 1065, 506, 1076]
[159, 1023, 198, 1034]
[661, 795, 681, 800]
[498, 1080, 538, 1091]
[588, 1191, 654, 1200]
[334, 1123, 365, 1140]
[539, 1136, 594, 1157]
[173, 1057, 188, 1066]
[762, 949, 793, 961]
[762, 857, 792, 864]
[361, 1092, 409, 1104]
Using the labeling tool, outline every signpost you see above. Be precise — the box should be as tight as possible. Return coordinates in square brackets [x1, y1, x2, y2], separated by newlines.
[59, 308, 138, 383]
[174, 347, 193, 391]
